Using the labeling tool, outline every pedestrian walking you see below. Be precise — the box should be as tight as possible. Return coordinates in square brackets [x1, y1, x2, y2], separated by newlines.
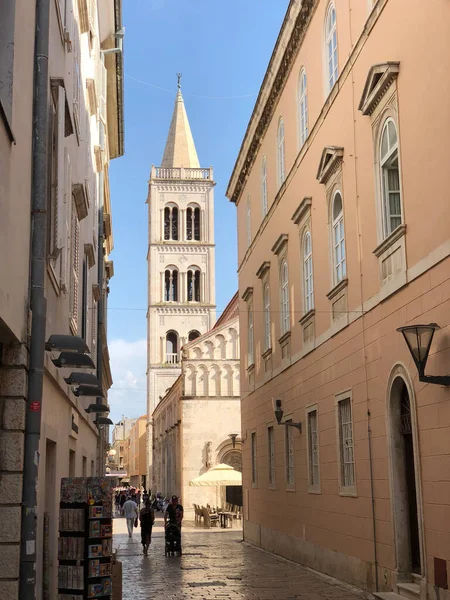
[123, 496, 139, 538]
[115, 491, 120, 514]
[119, 491, 126, 515]
[139, 499, 155, 555]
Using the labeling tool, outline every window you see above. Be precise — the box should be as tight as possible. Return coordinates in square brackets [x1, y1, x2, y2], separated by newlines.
[263, 283, 271, 351]
[164, 205, 179, 241]
[248, 302, 254, 366]
[82, 456, 87, 477]
[337, 397, 355, 491]
[187, 267, 201, 302]
[380, 118, 402, 237]
[246, 196, 252, 248]
[187, 205, 201, 241]
[325, 3, 338, 92]
[303, 231, 314, 311]
[332, 192, 346, 284]
[277, 118, 285, 188]
[166, 331, 179, 364]
[164, 268, 178, 302]
[299, 69, 308, 146]
[268, 426, 275, 487]
[188, 330, 201, 342]
[0, 1, 16, 133]
[280, 260, 290, 335]
[72, 24, 82, 134]
[285, 421, 295, 487]
[69, 450, 76, 477]
[261, 157, 268, 217]
[251, 432, 257, 485]
[307, 409, 320, 489]
[69, 198, 80, 333]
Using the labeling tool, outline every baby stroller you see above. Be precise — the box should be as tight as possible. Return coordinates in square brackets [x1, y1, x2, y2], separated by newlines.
[165, 521, 182, 556]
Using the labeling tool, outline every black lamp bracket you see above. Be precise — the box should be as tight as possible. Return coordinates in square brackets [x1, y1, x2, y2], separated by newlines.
[419, 374, 450, 386]
[283, 421, 302, 432]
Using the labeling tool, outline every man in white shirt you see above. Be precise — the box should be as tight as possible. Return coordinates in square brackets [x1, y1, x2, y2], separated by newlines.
[123, 496, 138, 537]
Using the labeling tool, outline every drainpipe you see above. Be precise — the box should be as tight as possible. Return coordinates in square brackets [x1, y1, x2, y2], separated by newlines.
[19, 0, 50, 597]
[96, 111, 105, 475]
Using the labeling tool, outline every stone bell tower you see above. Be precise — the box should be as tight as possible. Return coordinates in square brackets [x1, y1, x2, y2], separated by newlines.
[146, 77, 216, 487]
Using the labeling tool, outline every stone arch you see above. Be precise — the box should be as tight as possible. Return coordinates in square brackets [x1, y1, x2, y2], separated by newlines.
[204, 340, 214, 359]
[192, 346, 202, 359]
[234, 365, 240, 392]
[197, 365, 208, 397]
[185, 364, 196, 396]
[209, 364, 221, 397]
[214, 334, 226, 359]
[386, 362, 425, 578]
[228, 328, 238, 359]
[223, 364, 233, 396]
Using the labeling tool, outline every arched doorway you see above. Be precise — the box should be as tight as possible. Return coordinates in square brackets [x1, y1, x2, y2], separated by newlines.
[388, 372, 423, 576]
[222, 450, 242, 507]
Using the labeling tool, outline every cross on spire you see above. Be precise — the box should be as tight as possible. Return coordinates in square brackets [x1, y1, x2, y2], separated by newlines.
[177, 73, 182, 89]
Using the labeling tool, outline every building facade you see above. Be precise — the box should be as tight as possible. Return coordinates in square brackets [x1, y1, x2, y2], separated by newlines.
[146, 83, 216, 485]
[0, 0, 123, 598]
[152, 294, 241, 517]
[109, 416, 137, 474]
[227, 1, 450, 599]
[124, 415, 147, 489]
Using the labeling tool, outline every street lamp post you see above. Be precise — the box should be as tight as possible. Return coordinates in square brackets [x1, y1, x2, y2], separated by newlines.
[273, 399, 302, 432]
[397, 323, 450, 385]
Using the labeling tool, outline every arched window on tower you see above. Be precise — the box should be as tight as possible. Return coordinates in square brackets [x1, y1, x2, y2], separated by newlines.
[166, 330, 179, 364]
[164, 205, 179, 241]
[186, 205, 201, 241]
[187, 267, 201, 302]
[164, 267, 178, 302]
[188, 330, 201, 342]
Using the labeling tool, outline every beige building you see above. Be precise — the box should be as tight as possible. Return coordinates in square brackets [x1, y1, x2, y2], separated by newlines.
[152, 294, 241, 517]
[124, 415, 147, 489]
[227, 1, 450, 600]
[146, 83, 217, 485]
[0, 0, 123, 598]
[109, 416, 137, 475]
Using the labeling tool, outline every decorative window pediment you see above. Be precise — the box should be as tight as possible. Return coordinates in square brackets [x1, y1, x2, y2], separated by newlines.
[86, 78, 98, 116]
[316, 147, 344, 184]
[256, 261, 270, 280]
[84, 242, 96, 268]
[72, 182, 89, 220]
[271, 233, 288, 256]
[358, 62, 400, 116]
[242, 287, 253, 302]
[291, 197, 312, 224]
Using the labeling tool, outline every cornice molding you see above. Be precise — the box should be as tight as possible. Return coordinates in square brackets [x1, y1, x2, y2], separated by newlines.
[291, 197, 312, 224]
[242, 287, 254, 302]
[359, 62, 400, 116]
[226, 0, 317, 205]
[271, 233, 289, 256]
[316, 146, 344, 184]
[256, 261, 271, 279]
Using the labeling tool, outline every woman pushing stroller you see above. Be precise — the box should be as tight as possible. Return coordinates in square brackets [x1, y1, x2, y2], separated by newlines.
[164, 495, 184, 555]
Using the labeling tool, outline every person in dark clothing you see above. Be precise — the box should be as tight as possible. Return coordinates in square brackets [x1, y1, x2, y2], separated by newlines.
[119, 492, 126, 515]
[139, 499, 155, 555]
[164, 495, 184, 529]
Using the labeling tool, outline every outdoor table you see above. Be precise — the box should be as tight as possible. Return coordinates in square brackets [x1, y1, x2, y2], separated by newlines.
[218, 512, 234, 528]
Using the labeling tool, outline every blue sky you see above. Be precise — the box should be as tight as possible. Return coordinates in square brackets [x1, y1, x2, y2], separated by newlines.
[107, 0, 287, 425]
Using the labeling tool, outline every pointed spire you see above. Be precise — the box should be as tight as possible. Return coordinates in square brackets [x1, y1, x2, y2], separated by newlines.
[161, 76, 200, 169]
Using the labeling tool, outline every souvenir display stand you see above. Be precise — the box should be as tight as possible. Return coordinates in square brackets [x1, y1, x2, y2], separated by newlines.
[58, 477, 113, 600]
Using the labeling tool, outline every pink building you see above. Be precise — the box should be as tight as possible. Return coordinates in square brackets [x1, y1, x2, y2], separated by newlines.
[226, 2, 450, 600]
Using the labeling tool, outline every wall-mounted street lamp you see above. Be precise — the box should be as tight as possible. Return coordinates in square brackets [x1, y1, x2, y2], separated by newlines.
[274, 399, 302, 432]
[228, 433, 239, 448]
[397, 323, 450, 386]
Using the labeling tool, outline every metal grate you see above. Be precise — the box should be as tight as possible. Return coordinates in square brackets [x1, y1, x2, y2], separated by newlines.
[308, 410, 319, 486]
[338, 398, 355, 488]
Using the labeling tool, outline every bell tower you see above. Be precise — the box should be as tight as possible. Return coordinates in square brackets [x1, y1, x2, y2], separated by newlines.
[146, 79, 216, 486]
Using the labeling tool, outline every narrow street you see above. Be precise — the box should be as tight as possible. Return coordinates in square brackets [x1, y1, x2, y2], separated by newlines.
[114, 516, 368, 600]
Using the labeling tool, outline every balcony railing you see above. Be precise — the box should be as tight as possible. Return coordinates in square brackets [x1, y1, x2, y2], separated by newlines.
[151, 166, 214, 181]
[166, 353, 179, 365]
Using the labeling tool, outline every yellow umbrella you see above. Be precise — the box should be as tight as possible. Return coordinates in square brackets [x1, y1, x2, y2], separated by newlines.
[189, 463, 242, 486]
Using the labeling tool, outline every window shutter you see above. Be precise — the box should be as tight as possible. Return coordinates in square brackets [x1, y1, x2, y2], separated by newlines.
[56, 86, 66, 252]
[70, 204, 80, 331]
[73, 33, 81, 132]
[98, 59, 107, 125]
[60, 149, 72, 291]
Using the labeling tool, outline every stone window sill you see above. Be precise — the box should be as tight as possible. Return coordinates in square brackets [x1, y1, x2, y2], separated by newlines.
[262, 347, 272, 360]
[327, 278, 348, 301]
[299, 308, 315, 326]
[373, 224, 406, 258]
[278, 331, 291, 346]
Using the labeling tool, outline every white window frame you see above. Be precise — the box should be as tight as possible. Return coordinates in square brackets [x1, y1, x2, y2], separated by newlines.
[325, 2, 339, 94]
[380, 118, 402, 238]
[303, 230, 314, 312]
[268, 426, 275, 488]
[306, 405, 320, 492]
[336, 392, 356, 495]
[285, 419, 295, 489]
[331, 191, 346, 285]
[247, 301, 254, 367]
[261, 157, 268, 217]
[298, 68, 308, 147]
[280, 259, 290, 335]
[263, 282, 271, 351]
[251, 431, 257, 487]
[246, 196, 252, 248]
[277, 118, 285, 188]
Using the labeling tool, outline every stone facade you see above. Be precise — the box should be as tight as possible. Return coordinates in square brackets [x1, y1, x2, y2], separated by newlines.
[0, 0, 123, 597]
[124, 415, 147, 488]
[227, 1, 450, 599]
[152, 295, 241, 517]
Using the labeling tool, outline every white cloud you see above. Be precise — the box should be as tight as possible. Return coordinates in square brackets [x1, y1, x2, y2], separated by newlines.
[108, 339, 147, 425]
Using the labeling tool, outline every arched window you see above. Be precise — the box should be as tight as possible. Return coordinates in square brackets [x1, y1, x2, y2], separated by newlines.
[380, 118, 402, 237]
[164, 267, 178, 302]
[166, 331, 179, 364]
[277, 118, 285, 188]
[246, 196, 251, 248]
[303, 231, 314, 312]
[210, 365, 221, 397]
[280, 260, 290, 335]
[188, 330, 201, 342]
[264, 283, 271, 351]
[164, 205, 179, 241]
[186, 205, 201, 241]
[332, 191, 346, 284]
[325, 3, 338, 92]
[298, 69, 308, 147]
[248, 302, 254, 366]
[187, 266, 201, 302]
[261, 157, 268, 217]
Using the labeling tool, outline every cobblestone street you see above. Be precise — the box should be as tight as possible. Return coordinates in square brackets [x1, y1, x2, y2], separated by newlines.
[114, 516, 368, 600]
